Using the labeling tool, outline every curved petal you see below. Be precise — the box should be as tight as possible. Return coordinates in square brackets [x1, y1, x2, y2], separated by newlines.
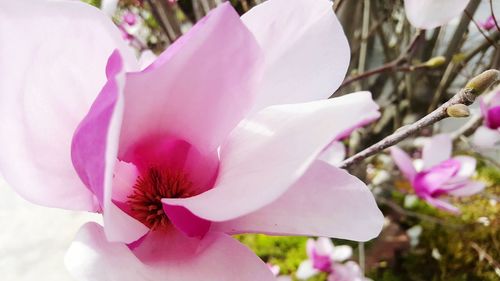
[471, 126, 500, 148]
[0, 0, 136, 211]
[453, 155, 477, 178]
[118, 3, 263, 158]
[315, 237, 335, 256]
[296, 260, 319, 280]
[331, 245, 353, 262]
[306, 239, 316, 258]
[404, 0, 470, 29]
[423, 196, 460, 214]
[413, 159, 460, 196]
[242, 0, 350, 111]
[163, 204, 211, 238]
[111, 161, 139, 203]
[390, 146, 417, 181]
[212, 161, 383, 242]
[446, 181, 485, 197]
[319, 141, 346, 167]
[422, 134, 452, 169]
[163, 92, 380, 222]
[72, 51, 148, 243]
[65, 222, 275, 281]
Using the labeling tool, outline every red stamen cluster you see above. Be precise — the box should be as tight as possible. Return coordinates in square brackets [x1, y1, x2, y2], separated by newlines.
[127, 167, 193, 230]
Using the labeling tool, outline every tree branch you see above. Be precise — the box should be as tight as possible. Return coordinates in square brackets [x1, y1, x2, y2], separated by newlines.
[339, 70, 500, 169]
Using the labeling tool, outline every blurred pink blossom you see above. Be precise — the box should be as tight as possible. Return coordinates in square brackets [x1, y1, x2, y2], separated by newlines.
[296, 238, 353, 279]
[391, 135, 485, 214]
[480, 16, 496, 31]
[328, 261, 372, 281]
[0, 0, 384, 280]
[118, 11, 137, 41]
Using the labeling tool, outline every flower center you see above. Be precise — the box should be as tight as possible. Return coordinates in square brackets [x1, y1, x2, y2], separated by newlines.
[127, 167, 194, 230]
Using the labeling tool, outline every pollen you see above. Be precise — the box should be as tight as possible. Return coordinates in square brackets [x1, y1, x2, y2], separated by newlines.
[127, 167, 194, 231]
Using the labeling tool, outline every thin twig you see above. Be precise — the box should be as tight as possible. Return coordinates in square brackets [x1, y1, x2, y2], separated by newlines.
[339, 70, 499, 169]
[465, 10, 498, 49]
[338, 30, 422, 90]
[470, 242, 500, 273]
[428, 31, 500, 112]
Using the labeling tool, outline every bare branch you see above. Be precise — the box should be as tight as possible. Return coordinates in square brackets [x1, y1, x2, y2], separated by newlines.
[339, 70, 500, 169]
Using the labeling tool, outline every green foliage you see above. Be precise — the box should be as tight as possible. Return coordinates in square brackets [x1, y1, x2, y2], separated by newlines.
[371, 164, 500, 281]
[237, 234, 308, 276]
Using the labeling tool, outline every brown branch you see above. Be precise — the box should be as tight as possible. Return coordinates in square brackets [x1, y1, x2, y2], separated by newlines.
[338, 30, 423, 90]
[465, 10, 498, 49]
[339, 70, 500, 169]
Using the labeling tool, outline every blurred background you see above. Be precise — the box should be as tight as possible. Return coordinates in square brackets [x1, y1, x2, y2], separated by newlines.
[1, 0, 499, 280]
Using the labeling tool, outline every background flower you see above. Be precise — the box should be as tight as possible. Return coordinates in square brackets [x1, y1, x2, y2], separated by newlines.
[391, 134, 485, 213]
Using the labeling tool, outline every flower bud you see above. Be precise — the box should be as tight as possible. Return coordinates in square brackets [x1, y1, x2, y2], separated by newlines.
[465, 69, 500, 96]
[423, 56, 446, 68]
[447, 104, 470, 118]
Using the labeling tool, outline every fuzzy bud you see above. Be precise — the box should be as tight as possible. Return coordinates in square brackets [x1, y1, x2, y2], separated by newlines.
[447, 104, 470, 118]
[465, 69, 500, 96]
[423, 56, 446, 68]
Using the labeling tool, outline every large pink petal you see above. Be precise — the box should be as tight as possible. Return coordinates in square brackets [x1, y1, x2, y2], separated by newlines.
[0, 0, 136, 211]
[422, 134, 452, 169]
[72, 51, 148, 243]
[241, 0, 350, 111]
[65, 222, 275, 281]
[163, 92, 380, 221]
[212, 161, 383, 242]
[390, 146, 417, 181]
[404, 0, 470, 29]
[118, 3, 262, 158]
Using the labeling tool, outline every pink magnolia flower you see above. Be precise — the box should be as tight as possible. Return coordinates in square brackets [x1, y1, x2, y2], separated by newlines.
[296, 238, 353, 279]
[118, 11, 140, 41]
[0, 0, 383, 280]
[404, 0, 470, 29]
[473, 89, 500, 148]
[480, 16, 497, 31]
[391, 134, 485, 214]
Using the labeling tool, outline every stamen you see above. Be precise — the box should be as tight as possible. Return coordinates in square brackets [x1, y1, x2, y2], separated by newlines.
[127, 167, 193, 231]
